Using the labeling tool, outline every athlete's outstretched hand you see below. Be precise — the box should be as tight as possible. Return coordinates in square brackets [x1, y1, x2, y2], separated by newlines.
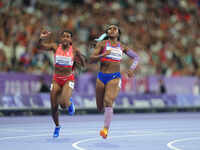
[127, 69, 134, 78]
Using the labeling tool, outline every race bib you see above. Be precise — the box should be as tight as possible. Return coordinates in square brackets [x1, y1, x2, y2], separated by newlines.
[69, 81, 74, 89]
[50, 84, 53, 91]
[56, 56, 73, 66]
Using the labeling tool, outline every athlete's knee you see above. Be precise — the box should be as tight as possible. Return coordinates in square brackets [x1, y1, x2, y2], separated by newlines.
[104, 94, 115, 105]
[60, 103, 66, 109]
[108, 93, 117, 101]
[60, 98, 70, 109]
[104, 98, 113, 107]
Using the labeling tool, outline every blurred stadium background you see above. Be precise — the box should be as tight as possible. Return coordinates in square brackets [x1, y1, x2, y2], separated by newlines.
[0, 0, 200, 115]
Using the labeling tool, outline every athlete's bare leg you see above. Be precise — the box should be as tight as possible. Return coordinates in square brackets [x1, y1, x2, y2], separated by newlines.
[59, 80, 74, 109]
[96, 78, 105, 112]
[50, 81, 62, 126]
[100, 78, 121, 139]
[104, 78, 121, 107]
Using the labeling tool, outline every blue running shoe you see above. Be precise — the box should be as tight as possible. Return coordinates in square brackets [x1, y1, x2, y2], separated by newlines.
[53, 126, 61, 138]
[68, 97, 75, 115]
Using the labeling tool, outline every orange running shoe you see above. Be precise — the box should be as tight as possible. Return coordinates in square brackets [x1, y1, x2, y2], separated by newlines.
[100, 127, 108, 139]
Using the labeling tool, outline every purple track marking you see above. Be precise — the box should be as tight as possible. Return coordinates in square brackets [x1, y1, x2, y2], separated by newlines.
[0, 113, 200, 150]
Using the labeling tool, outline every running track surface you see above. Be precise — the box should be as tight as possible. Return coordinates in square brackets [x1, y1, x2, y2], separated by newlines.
[0, 113, 200, 150]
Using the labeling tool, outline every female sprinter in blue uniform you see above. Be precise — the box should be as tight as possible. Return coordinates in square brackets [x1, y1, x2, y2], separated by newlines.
[90, 25, 139, 139]
[38, 29, 85, 138]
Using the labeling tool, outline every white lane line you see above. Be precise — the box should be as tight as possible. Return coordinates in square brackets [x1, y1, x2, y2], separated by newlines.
[167, 137, 200, 150]
[72, 132, 164, 150]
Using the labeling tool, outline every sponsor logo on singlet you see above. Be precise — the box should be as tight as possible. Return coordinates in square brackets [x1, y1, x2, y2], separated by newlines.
[55, 55, 73, 66]
[105, 46, 123, 61]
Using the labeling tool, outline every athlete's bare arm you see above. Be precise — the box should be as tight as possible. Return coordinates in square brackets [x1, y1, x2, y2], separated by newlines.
[121, 43, 140, 78]
[89, 41, 111, 63]
[74, 48, 86, 68]
[38, 30, 57, 52]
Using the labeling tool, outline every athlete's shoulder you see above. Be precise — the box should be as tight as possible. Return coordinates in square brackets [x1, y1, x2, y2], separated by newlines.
[54, 43, 61, 52]
[118, 42, 127, 51]
[118, 41, 125, 47]
[96, 40, 107, 47]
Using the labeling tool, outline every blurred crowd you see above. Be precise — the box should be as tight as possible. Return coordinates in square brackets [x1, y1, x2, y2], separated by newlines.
[0, 0, 200, 77]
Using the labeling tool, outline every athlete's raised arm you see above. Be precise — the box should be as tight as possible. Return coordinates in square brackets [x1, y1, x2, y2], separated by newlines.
[37, 29, 57, 52]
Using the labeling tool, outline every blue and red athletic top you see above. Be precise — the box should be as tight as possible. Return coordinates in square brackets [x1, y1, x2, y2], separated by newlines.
[101, 40, 123, 62]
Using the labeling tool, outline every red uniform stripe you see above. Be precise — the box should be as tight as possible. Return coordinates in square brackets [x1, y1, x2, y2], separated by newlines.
[101, 58, 120, 62]
[55, 64, 73, 68]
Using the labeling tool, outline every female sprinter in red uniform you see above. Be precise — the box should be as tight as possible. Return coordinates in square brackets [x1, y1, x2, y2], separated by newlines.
[38, 29, 85, 138]
[90, 25, 139, 139]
